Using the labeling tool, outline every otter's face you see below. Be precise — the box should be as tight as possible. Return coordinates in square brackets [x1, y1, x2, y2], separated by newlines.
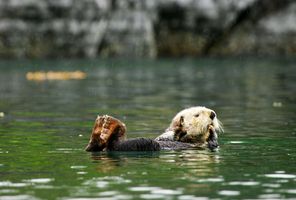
[85, 115, 126, 152]
[169, 107, 223, 150]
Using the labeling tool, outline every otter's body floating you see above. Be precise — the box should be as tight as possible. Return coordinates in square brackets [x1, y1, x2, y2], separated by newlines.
[85, 107, 223, 152]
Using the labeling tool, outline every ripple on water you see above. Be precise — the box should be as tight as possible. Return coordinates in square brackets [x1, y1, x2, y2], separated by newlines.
[218, 190, 240, 196]
[23, 178, 53, 184]
[178, 196, 209, 200]
[83, 176, 131, 188]
[76, 171, 87, 175]
[140, 193, 166, 199]
[258, 194, 281, 199]
[71, 166, 88, 175]
[0, 181, 28, 188]
[283, 189, 296, 194]
[0, 194, 39, 200]
[48, 148, 81, 154]
[128, 186, 161, 192]
[264, 174, 296, 179]
[129, 186, 183, 199]
[227, 181, 260, 186]
[197, 177, 224, 183]
[151, 189, 182, 195]
[0, 189, 18, 194]
[228, 141, 245, 144]
[70, 166, 87, 169]
[98, 191, 119, 196]
[262, 183, 281, 188]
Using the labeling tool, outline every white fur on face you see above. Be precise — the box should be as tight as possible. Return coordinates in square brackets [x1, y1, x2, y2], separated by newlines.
[168, 106, 223, 143]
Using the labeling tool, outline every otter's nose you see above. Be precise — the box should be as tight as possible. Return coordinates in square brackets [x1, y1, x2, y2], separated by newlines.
[210, 111, 216, 120]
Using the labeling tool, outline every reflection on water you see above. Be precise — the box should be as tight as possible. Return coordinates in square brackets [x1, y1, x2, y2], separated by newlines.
[69, 150, 222, 200]
[0, 57, 295, 199]
[90, 150, 220, 175]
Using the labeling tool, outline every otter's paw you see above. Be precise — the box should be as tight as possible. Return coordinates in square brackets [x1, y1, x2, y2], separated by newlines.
[85, 115, 126, 151]
[207, 125, 219, 151]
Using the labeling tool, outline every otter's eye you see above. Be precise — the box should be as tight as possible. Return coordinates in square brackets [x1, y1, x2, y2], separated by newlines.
[194, 114, 199, 117]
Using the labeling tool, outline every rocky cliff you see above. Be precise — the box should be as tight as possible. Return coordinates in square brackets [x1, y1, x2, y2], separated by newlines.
[0, 0, 295, 58]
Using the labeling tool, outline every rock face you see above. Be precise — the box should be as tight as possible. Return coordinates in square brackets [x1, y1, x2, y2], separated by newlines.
[0, 0, 295, 58]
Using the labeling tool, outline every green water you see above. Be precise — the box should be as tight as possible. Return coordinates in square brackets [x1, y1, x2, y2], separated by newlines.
[0, 57, 295, 200]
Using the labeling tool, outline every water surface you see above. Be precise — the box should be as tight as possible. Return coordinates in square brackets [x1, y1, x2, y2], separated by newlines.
[0, 57, 295, 199]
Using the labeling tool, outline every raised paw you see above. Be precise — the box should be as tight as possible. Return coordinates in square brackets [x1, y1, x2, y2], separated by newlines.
[85, 115, 126, 151]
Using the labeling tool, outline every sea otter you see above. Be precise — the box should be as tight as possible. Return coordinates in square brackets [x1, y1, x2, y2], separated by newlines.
[85, 107, 223, 152]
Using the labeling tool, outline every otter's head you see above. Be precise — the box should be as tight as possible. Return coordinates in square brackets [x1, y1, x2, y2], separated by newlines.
[168, 107, 223, 150]
[85, 115, 126, 152]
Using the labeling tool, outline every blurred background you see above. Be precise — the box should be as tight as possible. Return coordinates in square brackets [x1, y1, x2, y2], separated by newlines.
[0, 0, 295, 59]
